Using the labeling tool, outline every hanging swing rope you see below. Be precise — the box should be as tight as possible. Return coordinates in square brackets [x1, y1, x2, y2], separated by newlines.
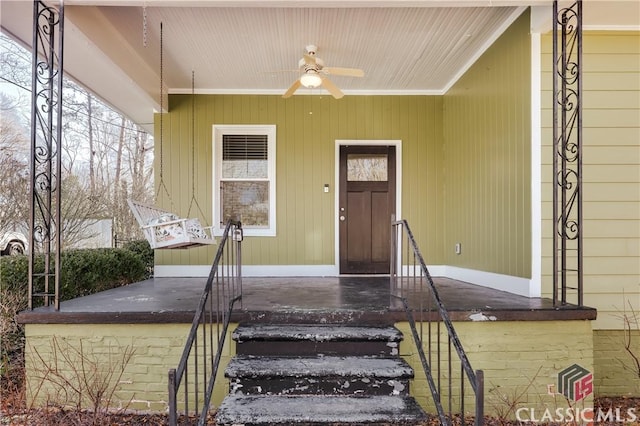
[128, 23, 215, 250]
[155, 21, 175, 211]
[186, 70, 209, 224]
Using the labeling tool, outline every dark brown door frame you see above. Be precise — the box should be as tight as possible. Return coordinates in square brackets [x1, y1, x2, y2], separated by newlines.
[334, 140, 402, 275]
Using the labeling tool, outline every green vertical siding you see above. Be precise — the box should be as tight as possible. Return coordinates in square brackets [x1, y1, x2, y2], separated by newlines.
[155, 95, 444, 267]
[540, 31, 640, 329]
[153, 11, 536, 277]
[442, 10, 532, 278]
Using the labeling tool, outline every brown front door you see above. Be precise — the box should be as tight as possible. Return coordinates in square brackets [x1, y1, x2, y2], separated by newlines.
[339, 145, 396, 274]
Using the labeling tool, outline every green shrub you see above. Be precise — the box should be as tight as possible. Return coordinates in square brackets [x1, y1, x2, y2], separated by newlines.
[122, 239, 154, 278]
[0, 255, 29, 293]
[0, 249, 147, 300]
[1, 247, 152, 395]
[59, 248, 148, 298]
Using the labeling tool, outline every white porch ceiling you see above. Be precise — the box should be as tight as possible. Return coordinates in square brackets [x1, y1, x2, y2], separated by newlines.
[1, 1, 638, 133]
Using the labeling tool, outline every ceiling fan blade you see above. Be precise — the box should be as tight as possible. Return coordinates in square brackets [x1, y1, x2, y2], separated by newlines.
[283, 79, 302, 98]
[265, 69, 300, 74]
[324, 67, 365, 78]
[321, 76, 344, 99]
[303, 54, 316, 66]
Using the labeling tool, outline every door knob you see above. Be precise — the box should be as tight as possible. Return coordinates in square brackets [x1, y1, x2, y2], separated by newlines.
[340, 215, 345, 221]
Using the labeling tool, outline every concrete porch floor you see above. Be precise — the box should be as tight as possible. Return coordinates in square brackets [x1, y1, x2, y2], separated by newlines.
[18, 276, 596, 325]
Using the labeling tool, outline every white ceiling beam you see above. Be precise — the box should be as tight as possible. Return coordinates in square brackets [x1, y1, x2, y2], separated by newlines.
[1, 1, 160, 132]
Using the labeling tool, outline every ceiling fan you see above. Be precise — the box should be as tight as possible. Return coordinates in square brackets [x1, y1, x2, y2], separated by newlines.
[283, 45, 364, 99]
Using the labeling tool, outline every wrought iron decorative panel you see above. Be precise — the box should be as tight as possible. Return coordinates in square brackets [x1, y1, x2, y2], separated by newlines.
[552, 0, 583, 306]
[29, 1, 64, 310]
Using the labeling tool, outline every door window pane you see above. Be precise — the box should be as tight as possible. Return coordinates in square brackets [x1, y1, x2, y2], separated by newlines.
[347, 154, 388, 181]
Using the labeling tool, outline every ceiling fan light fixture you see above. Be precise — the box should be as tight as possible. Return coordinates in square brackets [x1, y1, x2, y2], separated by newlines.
[300, 72, 322, 88]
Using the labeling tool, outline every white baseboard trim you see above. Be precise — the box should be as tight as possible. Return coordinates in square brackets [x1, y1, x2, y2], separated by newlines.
[155, 265, 211, 277]
[442, 266, 533, 297]
[154, 264, 534, 297]
[424, 265, 446, 277]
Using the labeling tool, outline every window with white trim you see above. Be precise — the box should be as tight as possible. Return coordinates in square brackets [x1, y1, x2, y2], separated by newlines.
[213, 125, 276, 236]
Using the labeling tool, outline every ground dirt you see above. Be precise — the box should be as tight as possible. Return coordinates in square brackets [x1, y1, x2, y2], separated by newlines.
[1, 397, 639, 425]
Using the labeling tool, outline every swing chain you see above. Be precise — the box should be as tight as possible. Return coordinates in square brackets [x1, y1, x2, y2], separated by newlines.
[191, 70, 196, 203]
[155, 21, 174, 210]
[142, 2, 147, 48]
[159, 22, 163, 183]
[187, 70, 209, 225]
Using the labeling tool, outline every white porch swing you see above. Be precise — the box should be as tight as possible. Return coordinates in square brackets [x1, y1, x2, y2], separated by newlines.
[128, 24, 215, 249]
[127, 197, 215, 250]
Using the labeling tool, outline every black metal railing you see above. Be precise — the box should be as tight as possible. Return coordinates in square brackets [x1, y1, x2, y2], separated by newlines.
[168, 219, 243, 426]
[391, 219, 484, 426]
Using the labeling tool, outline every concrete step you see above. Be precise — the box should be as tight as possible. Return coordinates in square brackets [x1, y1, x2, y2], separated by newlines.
[232, 324, 403, 356]
[226, 355, 414, 396]
[215, 394, 429, 425]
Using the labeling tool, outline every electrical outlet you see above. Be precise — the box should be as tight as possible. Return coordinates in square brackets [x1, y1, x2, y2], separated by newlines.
[455, 243, 462, 255]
